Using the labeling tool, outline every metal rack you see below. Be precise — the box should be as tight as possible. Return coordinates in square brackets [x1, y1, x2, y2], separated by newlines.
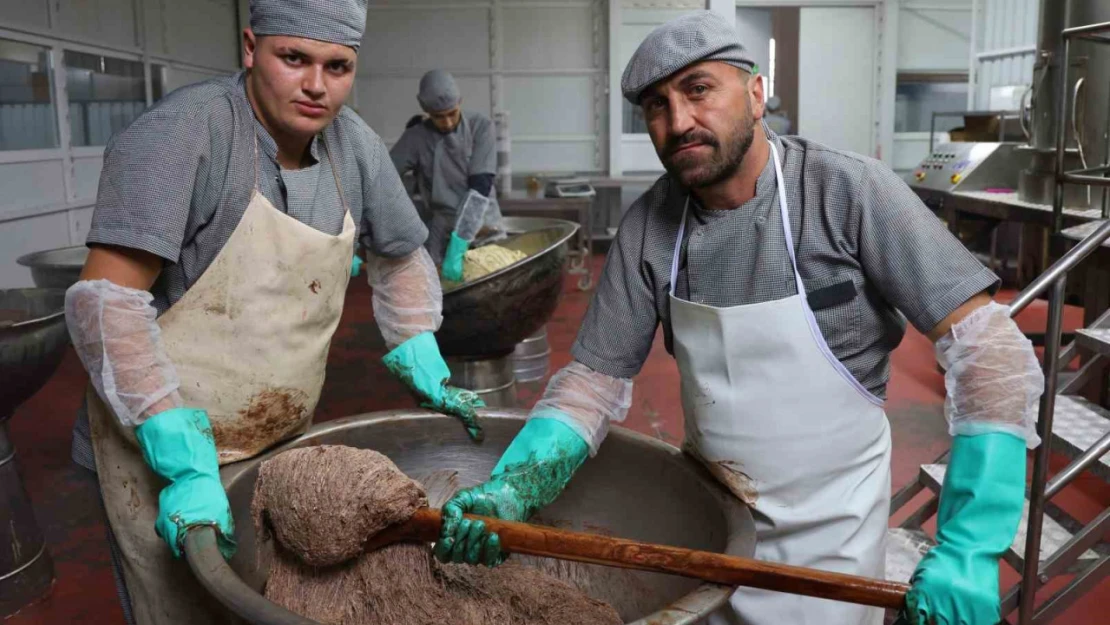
[1014, 19, 1110, 625]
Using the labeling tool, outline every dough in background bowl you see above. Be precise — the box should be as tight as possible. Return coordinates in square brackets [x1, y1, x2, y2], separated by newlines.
[462, 245, 527, 282]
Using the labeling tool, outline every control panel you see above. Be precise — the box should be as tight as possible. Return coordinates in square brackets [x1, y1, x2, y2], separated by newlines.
[909, 142, 1020, 193]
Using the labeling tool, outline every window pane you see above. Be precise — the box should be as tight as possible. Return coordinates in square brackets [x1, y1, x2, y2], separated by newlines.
[895, 81, 969, 133]
[64, 50, 146, 147]
[0, 39, 58, 151]
[623, 99, 647, 134]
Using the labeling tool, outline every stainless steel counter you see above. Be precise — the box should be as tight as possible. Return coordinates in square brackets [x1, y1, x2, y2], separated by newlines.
[947, 191, 1104, 226]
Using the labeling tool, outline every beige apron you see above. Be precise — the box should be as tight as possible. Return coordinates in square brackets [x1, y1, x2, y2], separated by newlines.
[88, 135, 354, 624]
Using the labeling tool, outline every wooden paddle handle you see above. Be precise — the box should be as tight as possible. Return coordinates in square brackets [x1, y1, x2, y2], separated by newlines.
[368, 508, 909, 610]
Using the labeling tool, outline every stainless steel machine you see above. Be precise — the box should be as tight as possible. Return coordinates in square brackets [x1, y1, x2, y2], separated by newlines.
[910, 142, 1028, 197]
[908, 0, 1110, 221]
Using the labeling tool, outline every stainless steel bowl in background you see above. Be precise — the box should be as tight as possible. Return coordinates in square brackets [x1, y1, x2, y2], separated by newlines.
[186, 410, 755, 625]
[0, 289, 69, 415]
[16, 246, 88, 290]
[437, 218, 578, 359]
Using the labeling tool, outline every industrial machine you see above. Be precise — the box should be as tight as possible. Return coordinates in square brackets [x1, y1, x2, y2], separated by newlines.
[910, 142, 1028, 196]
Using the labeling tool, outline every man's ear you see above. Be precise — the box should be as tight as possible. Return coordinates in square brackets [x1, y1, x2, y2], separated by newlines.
[749, 73, 767, 121]
[242, 28, 257, 69]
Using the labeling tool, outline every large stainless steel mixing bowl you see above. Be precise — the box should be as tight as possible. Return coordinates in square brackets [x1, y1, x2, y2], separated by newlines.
[0, 288, 67, 616]
[16, 247, 87, 290]
[186, 410, 754, 625]
[437, 218, 579, 358]
[0, 289, 69, 417]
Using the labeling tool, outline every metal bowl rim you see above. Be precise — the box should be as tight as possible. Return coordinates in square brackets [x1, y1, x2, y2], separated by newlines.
[15, 246, 88, 269]
[442, 220, 580, 295]
[222, 408, 697, 482]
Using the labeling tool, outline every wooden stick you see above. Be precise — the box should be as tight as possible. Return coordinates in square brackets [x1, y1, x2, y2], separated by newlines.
[366, 508, 910, 610]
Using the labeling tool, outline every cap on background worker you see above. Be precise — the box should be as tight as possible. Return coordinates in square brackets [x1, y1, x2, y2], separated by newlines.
[62, 0, 485, 622]
[390, 69, 506, 282]
[435, 11, 1042, 625]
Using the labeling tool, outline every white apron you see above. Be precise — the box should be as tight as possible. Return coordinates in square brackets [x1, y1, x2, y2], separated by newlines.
[671, 141, 891, 625]
[87, 134, 355, 624]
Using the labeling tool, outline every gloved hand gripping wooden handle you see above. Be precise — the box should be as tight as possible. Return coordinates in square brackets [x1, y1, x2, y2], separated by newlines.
[367, 507, 910, 610]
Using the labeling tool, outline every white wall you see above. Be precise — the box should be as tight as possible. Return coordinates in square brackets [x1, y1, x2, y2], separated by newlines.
[0, 0, 241, 288]
[798, 6, 877, 156]
[357, 0, 607, 176]
[971, 0, 1037, 109]
[898, 1, 972, 72]
[734, 7, 772, 91]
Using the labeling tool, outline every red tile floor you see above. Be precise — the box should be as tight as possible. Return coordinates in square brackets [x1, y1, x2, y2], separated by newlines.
[5, 255, 1108, 623]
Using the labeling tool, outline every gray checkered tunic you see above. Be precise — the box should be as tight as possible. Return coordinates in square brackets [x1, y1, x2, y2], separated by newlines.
[571, 132, 999, 398]
[73, 70, 427, 471]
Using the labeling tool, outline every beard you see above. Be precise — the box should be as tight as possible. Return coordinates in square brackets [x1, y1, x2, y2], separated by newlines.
[660, 103, 756, 189]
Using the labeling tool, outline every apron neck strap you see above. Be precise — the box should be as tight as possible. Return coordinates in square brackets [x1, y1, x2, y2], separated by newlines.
[670, 198, 689, 297]
[768, 140, 806, 297]
[669, 139, 806, 298]
[252, 134, 260, 191]
[319, 133, 351, 217]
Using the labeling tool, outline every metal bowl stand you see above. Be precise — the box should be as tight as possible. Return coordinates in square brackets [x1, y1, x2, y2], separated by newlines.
[0, 413, 54, 616]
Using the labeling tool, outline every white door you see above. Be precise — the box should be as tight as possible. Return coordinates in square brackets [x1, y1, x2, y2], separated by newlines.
[798, 7, 877, 156]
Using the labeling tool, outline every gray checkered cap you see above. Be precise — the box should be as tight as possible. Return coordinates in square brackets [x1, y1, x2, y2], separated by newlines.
[417, 70, 462, 113]
[621, 11, 756, 105]
[250, 0, 368, 50]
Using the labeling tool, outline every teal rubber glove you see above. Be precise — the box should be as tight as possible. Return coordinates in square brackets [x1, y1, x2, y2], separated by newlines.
[350, 254, 364, 277]
[906, 432, 1026, 625]
[441, 231, 469, 282]
[435, 416, 589, 566]
[382, 331, 485, 439]
[134, 407, 237, 560]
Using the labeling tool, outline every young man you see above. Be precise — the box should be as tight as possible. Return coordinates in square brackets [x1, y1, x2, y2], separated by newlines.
[390, 69, 505, 280]
[64, 1, 482, 622]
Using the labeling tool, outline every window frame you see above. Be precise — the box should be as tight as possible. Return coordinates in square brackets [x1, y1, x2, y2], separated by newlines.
[0, 28, 156, 210]
[63, 49, 150, 149]
[895, 71, 971, 134]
